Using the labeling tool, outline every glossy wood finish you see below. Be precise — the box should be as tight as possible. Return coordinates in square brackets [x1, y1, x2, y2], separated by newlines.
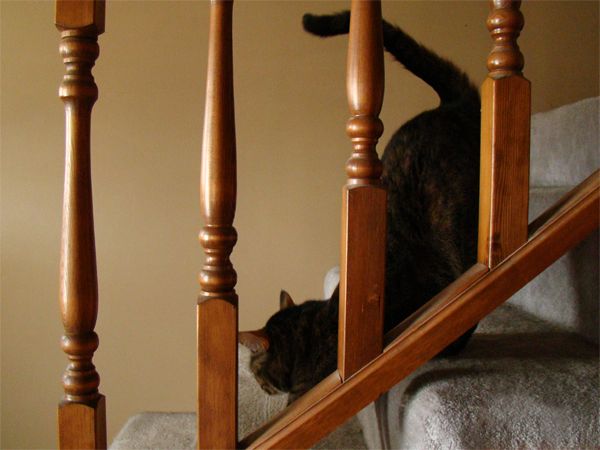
[56, 1, 106, 448]
[197, 300, 238, 449]
[197, 1, 238, 448]
[243, 172, 599, 450]
[478, 0, 530, 268]
[339, 0, 386, 381]
[58, 398, 106, 450]
[56, 0, 105, 34]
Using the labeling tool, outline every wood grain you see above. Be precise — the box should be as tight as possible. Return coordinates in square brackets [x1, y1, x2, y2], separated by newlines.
[478, 0, 530, 268]
[339, 186, 386, 378]
[244, 173, 599, 449]
[197, 1, 238, 448]
[197, 300, 238, 449]
[58, 397, 106, 450]
[55, 0, 106, 448]
[56, 0, 105, 34]
[339, 0, 386, 381]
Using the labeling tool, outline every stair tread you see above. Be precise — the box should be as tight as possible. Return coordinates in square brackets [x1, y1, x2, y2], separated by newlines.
[358, 302, 599, 449]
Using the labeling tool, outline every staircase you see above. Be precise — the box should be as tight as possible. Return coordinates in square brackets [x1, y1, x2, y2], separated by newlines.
[53, 0, 598, 447]
[111, 97, 599, 449]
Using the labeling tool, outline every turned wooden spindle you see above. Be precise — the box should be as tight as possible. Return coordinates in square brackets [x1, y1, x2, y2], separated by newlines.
[197, 1, 238, 448]
[55, 1, 106, 449]
[478, 0, 530, 268]
[486, 0, 524, 78]
[338, 0, 386, 381]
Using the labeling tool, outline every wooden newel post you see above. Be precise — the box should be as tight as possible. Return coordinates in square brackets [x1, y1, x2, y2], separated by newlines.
[478, 0, 531, 268]
[338, 0, 386, 381]
[198, 1, 238, 449]
[55, 1, 106, 449]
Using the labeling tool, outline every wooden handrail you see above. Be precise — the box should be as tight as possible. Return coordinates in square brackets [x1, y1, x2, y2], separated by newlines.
[478, 0, 531, 268]
[339, 0, 387, 381]
[55, 1, 106, 449]
[197, 1, 238, 449]
[242, 170, 599, 449]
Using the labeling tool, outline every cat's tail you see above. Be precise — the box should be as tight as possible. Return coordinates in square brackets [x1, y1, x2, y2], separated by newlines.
[302, 11, 478, 106]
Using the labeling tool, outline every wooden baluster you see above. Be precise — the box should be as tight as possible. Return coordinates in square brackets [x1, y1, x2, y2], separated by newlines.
[478, 0, 531, 268]
[338, 0, 386, 381]
[55, 1, 106, 449]
[197, 1, 238, 448]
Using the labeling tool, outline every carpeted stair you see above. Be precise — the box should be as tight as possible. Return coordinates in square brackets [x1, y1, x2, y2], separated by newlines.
[355, 96, 599, 449]
[111, 97, 598, 449]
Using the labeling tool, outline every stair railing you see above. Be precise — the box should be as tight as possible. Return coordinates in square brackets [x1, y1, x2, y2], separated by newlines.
[54, 0, 599, 449]
[236, 1, 598, 448]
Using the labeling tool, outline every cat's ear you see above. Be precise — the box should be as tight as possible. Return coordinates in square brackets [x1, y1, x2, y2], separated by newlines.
[239, 329, 270, 353]
[280, 290, 296, 310]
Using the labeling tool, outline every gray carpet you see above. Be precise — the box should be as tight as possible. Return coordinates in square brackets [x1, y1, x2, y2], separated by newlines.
[357, 304, 599, 449]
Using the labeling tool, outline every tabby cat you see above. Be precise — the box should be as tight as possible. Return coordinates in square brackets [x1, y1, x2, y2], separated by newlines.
[239, 11, 481, 404]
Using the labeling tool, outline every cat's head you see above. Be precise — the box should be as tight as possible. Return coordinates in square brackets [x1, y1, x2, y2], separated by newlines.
[239, 290, 298, 396]
[239, 289, 338, 401]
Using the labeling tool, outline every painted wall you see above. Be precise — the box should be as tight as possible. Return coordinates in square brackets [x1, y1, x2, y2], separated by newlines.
[1, 1, 598, 448]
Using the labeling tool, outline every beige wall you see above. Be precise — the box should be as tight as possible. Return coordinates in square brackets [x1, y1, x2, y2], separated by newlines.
[1, 1, 598, 448]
